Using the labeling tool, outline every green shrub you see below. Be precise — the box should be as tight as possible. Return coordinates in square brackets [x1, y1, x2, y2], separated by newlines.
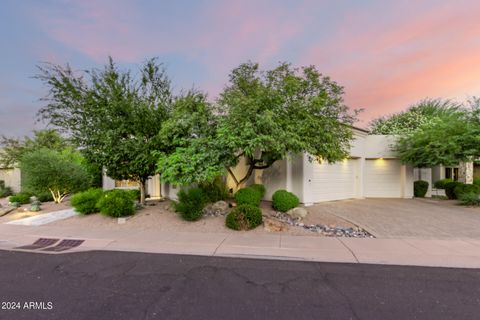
[444, 181, 462, 199]
[459, 193, 480, 206]
[413, 180, 429, 198]
[174, 187, 208, 221]
[473, 178, 480, 187]
[126, 189, 141, 202]
[71, 188, 104, 214]
[454, 183, 480, 199]
[96, 189, 135, 217]
[272, 190, 299, 212]
[0, 186, 13, 198]
[249, 184, 266, 199]
[9, 192, 32, 205]
[199, 179, 229, 202]
[235, 187, 261, 206]
[225, 204, 263, 230]
[20, 148, 91, 203]
[36, 192, 53, 203]
[433, 178, 453, 190]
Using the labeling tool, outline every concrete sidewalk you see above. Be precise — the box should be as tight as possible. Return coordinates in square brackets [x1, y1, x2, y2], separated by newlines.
[1, 223, 479, 269]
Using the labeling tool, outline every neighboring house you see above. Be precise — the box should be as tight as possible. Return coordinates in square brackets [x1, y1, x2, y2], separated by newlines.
[0, 166, 21, 194]
[156, 128, 415, 205]
[103, 173, 162, 199]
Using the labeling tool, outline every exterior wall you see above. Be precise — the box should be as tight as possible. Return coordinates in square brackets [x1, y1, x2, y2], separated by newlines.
[146, 174, 162, 198]
[289, 155, 304, 202]
[364, 135, 398, 159]
[431, 165, 442, 184]
[349, 131, 367, 158]
[474, 164, 480, 179]
[161, 182, 180, 200]
[413, 168, 432, 197]
[102, 171, 162, 199]
[257, 158, 287, 201]
[0, 168, 21, 193]
[459, 162, 474, 184]
[226, 156, 254, 193]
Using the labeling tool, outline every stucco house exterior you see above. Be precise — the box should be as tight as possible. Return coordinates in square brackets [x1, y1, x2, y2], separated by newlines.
[104, 128, 415, 205]
[221, 128, 414, 205]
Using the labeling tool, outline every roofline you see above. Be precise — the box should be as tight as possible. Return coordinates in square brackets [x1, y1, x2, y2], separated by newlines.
[350, 125, 370, 134]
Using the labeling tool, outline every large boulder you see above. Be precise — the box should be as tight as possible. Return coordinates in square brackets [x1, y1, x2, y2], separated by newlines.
[203, 200, 230, 216]
[286, 207, 308, 220]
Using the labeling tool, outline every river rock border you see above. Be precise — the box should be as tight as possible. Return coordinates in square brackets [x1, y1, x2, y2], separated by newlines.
[271, 212, 374, 238]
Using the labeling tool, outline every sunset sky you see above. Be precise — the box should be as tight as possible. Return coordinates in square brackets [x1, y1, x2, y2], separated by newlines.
[1, 0, 479, 136]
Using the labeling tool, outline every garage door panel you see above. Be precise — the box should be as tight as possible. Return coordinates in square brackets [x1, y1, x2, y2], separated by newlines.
[364, 159, 401, 197]
[310, 160, 357, 202]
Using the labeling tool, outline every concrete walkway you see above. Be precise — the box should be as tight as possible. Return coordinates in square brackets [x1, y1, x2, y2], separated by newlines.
[312, 198, 480, 239]
[1, 223, 480, 269]
[6, 208, 76, 226]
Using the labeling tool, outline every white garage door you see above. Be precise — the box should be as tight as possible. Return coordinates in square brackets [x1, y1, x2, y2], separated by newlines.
[310, 159, 358, 202]
[364, 159, 401, 197]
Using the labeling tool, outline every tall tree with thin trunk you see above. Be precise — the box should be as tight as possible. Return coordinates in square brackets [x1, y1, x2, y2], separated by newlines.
[36, 58, 172, 204]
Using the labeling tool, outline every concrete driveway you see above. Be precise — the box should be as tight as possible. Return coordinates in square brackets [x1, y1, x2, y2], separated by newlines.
[310, 198, 480, 239]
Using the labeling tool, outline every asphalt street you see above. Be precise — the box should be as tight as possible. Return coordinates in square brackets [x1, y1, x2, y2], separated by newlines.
[0, 250, 479, 320]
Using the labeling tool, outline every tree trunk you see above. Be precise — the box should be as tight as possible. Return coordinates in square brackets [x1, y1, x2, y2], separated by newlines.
[139, 180, 146, 205]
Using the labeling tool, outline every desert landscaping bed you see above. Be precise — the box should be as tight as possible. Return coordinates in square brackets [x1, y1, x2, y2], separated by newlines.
[45, 199, 373, 238]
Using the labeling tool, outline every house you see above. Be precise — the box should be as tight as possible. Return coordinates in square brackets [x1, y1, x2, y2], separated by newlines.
[103, 128, 415, 204]
[156, 128, 415, 205]
[0, 153, 21, 194]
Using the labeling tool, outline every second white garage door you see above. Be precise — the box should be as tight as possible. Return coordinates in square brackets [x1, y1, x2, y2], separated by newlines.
[310, 159, 358, 202]
[364, 159, 402, 197]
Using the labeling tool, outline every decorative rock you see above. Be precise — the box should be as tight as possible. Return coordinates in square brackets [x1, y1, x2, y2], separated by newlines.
[203, 201, 230, 217]
[286, 207, 308, 220]
[270, 211, 373, 238]
[263, 218, 288, 232]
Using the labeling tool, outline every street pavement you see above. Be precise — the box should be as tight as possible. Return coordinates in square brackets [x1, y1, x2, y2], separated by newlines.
[0, 250, 479, 320]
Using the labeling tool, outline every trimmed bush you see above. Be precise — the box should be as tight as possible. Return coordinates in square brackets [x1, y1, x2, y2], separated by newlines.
[174, 187, 208, 221]
[96, 189, 135, 217]
[249, 184, 266, 199]
[459, 193, 480, 206]
[225, 204, 263, 230]
[272, 190, 299, 212]
[413, 180, 429, 198]
[433, 178, 453, 190]
[235, 187, 261, 207]
[444, 181, 462, 199]
[71, 188, 104, 214]
[454, 183, 480, 199]
[9, 192, 32, 205]
[199, 179, 229, 202]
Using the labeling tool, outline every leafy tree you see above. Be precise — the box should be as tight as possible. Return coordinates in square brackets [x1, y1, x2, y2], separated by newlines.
[157, 62, 358, 187]
[0, 129, 69, 168]
[395, 114, 480, 168]
[217, 62, 357, 187]
[36, 58, 172, 204]
[20, 148, 91, 203]
[156, 91, 229, 185]
[369, 99, 462, 135]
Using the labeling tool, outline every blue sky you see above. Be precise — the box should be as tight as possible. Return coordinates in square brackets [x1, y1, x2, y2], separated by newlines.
[1, 0, 480, 136]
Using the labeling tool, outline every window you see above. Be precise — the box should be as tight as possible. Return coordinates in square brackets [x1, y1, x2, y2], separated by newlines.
[445, 167, 459, 181]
